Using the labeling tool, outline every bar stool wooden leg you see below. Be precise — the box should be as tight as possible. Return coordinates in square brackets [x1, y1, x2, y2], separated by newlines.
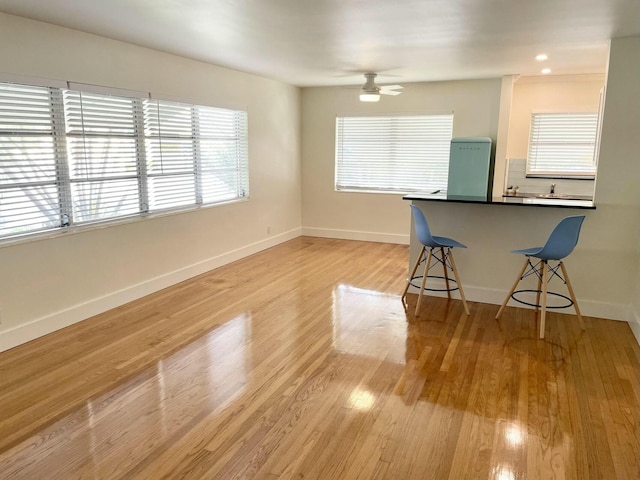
[540, 260, 548, 339]
[415, 248, 433, 315]
[560, 262, 586, 331]
[402, 246, 426, 299]
[447, 248, 470, 315]
[441, 247, 451, 299]
[535, 263, 542, 312]
[496, 258, 530, 319]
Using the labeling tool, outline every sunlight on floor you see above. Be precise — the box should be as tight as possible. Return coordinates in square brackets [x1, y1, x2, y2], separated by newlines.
[331, 284, 407, 361]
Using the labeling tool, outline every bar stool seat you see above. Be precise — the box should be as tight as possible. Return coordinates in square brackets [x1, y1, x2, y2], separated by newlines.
[495, 215, 586, 338]
[402, 205, 470, 316]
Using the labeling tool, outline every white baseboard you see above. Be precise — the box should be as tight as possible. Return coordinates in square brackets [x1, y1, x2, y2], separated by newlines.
[406, 282, 633, 324]
[0, 228, 302, 353]
[302, 227, 409, 245]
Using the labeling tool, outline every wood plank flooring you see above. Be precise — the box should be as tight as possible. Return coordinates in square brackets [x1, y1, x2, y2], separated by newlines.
[0, 236, 638, 479]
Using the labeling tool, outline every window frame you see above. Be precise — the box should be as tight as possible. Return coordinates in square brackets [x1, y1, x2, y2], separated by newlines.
[0, 79, 250, 244]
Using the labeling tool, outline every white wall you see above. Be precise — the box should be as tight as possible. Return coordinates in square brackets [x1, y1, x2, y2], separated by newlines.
[0, 14, 302, 351]
[301, 78, 502, 244]
[596, 36, 640, 334]
[492, 75, 516, 197]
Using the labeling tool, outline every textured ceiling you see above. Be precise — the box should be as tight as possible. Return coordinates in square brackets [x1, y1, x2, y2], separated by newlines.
[0, 0, 638, 86]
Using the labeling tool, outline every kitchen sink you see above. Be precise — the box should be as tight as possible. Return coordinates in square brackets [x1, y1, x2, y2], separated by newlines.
[503, 192, 593, 201]
[536, 193, 570, 199]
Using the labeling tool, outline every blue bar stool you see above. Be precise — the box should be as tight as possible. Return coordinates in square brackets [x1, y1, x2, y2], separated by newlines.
[495, 215, 586, 339]
[402, 205, 470, 316]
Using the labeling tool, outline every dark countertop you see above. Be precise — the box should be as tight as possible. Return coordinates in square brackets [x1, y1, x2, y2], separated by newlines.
[403, 192, 596, 209]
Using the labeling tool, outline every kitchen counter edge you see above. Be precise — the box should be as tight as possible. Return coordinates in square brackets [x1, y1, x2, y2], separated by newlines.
[402, 193, 596, 209]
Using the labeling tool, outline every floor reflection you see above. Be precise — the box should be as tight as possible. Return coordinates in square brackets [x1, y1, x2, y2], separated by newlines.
[331, 284, 407, 363]
[399, 295, 592, 479]
[36, 312, 253, 478]
[396, 294, 468, 405]
[492, 464, 517, 480]
[503, 422, 526, 448]
[348, 388, 376, 411]
[205, 312, 251, 408]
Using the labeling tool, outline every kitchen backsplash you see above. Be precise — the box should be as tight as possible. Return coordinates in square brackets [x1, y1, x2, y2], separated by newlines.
[505, 158, 595, 197]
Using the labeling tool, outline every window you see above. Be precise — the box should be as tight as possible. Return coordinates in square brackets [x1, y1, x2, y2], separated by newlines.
[527, 112, 598, 177]
[64, 90, 141, 223]
[335, 114, 454, 193]
[144, 99, 198, 210]
[0, 83, 63, 237]
[0, 80, 249, 241]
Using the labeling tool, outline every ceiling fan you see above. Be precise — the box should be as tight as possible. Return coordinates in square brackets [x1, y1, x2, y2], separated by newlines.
[359, 72, 403, 102]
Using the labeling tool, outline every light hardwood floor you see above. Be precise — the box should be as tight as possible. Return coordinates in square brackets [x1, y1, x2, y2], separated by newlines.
[0, 237, 638, 479]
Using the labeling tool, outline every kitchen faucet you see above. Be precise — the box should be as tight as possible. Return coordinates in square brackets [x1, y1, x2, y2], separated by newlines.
[550, 183, 556, 194]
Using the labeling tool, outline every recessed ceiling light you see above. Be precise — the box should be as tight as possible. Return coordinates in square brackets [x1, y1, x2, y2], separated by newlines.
[541, 68, 551, 74]
[536, 54, 548, 61]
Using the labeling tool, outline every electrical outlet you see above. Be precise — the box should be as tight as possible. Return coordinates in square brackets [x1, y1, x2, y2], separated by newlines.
[0, 307, 3, 325]
[267, 226, 271, 235]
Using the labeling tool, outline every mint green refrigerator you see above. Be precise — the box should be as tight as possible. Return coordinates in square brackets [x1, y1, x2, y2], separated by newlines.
[446, 137, 493, 201]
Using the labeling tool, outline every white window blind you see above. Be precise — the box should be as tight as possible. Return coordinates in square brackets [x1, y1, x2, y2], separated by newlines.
[64, 90, 141, 222]
[527, 112, 598, 176]
[335, 114, 454, 193]
[0, 83, 64, 237]
[144, 100, 249, 210]
[0, 80, 250, 241]
[198, 105, 249, 203]
[144, 100, 197, 210]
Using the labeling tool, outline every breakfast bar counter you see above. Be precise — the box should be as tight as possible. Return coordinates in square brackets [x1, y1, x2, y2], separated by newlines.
[401, 191, 596, 304]
[403, 192, 596, 209]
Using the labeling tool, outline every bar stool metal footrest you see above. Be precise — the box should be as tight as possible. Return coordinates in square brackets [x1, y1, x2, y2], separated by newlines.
[511, 289, 574, 310]
[409, 275, 461, 293]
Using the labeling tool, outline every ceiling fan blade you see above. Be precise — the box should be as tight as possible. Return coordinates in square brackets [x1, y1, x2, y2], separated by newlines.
[380, 89, 403, 96]
[380, 85, 403, 90]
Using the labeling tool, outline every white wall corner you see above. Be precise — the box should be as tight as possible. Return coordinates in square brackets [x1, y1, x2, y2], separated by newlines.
[493, 75, 516, 197]
[301, 227, 410, 245]
[629, 306, 640, 346]
[0, 228, 302, 353]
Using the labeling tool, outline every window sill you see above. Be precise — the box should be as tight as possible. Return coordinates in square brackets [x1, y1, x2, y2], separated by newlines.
[335, 188, 433, 196]
[525, 174, 596, 180]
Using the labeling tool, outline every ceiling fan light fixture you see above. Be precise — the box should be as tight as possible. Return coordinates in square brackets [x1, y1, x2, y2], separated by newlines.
[360, 93, 380, 102]
[357, 72, 402, 101]
[360, 72, 380, 101]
